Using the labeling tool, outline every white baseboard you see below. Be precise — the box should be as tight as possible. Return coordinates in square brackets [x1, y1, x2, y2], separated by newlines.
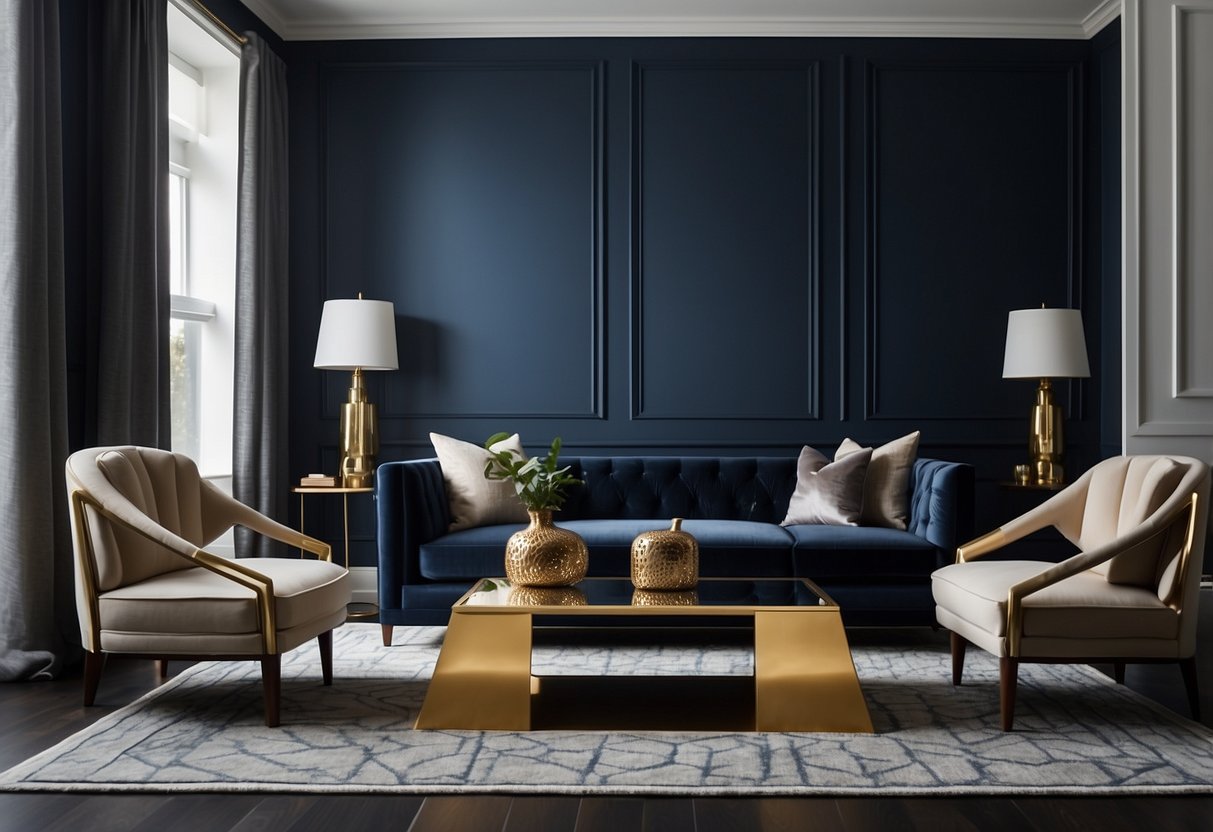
[348, 566, 378, 606]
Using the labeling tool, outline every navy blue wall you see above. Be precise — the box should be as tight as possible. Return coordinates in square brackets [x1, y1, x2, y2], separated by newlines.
[285, 35, 1119, 566]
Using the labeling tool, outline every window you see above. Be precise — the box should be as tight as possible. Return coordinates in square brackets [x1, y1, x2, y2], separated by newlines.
[166, 0, 239, 480]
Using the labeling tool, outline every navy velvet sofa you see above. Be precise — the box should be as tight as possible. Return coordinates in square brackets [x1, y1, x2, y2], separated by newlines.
[375, 455, 973, 638]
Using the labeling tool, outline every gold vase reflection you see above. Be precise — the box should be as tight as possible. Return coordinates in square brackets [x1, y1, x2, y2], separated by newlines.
[504, 509, 589, 587]
[507, 585, 587, 607]
[631, 588, 699, 607]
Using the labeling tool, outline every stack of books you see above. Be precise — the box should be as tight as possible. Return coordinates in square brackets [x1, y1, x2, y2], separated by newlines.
[299, 474, 339, 488]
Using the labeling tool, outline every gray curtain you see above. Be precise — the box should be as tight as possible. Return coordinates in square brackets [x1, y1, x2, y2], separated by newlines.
[0, 0, 75, 680]
[92, 0, 170, 448]
[234, 33, 290, 559]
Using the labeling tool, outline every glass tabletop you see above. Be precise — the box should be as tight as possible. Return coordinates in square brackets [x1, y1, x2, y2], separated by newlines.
[454, 577, 834, 613]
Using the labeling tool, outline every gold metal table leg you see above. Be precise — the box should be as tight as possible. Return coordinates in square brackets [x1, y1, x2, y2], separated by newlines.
[754, 609, 873, 733]
[341, 491, 350, 569]
[415, 612, 533, 730]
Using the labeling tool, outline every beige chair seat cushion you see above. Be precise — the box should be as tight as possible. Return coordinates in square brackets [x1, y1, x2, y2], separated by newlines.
[99, 559, 349, 636]
[932, 561, 1178, 641]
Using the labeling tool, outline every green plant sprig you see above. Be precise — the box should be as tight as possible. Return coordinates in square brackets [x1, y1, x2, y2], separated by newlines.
[483, 433, 583, 512]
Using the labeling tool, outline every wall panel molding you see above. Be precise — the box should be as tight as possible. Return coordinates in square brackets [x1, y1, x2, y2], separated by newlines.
[863, 59, 1085, 423]
[1171, 7, 1213, 399]
[630, 60, 822, 421]
[318, 60, 605, 422]
[1125, 0, 1213, 444]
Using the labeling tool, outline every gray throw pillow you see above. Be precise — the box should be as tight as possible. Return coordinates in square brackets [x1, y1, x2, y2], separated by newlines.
[781, 445, 873, 527]
[430, 432, 531, 532]
[836, 431, 920, 529]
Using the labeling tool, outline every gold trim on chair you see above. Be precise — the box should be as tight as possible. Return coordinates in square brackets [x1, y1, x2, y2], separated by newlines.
[956, 529, 1008, 563]
[69, 488, 285, 654]
[1004, 492, 1200, 658]
[64, 446, 350, 728]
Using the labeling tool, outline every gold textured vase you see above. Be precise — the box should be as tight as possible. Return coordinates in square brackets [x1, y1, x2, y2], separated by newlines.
[504, 509, 589, 587]
[631, 518, 699, 590]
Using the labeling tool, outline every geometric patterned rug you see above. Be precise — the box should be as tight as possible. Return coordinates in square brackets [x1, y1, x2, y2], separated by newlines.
[3, 623, 1212, 795]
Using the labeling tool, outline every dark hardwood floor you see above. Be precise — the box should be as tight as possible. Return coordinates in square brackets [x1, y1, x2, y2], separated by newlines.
[2, 595, 1212, 831]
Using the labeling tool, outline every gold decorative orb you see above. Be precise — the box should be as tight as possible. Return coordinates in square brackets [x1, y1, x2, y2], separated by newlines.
[631, 588, 699, 607]
[630, 518, 699, 590]
[504, 509, 589, 587]
[508, 585, 588, 607]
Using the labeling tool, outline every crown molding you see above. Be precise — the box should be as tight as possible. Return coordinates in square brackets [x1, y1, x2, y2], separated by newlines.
[237, 0, 288, 39]
[1082, 0, 1123, 37]
[238, 1, 1122, 42]
[275, 16, 1105, 41]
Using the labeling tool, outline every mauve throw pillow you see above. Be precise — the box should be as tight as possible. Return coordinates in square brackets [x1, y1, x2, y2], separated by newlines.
[780, 446, 873, 527]
[836, 430, 920, 529]
[430, 432, 530, 532]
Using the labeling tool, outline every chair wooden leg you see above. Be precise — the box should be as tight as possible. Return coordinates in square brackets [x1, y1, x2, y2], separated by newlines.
[319, 630, 333, 686]
[1113, 662, 1126, 684]
[83, 651, 105, 706]
[261, 654, 282, 728]
[382, 624, 394, 647]
[155, 659, 169, 682]
[1180, 657, 1201, 722]
[950, 631, 966, 686]
[1000, 657, 1019, 732]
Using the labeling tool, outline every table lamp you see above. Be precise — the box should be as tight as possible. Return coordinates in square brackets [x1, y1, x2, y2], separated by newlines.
[1002, 306, 1089, 486]
[314, 294, 399, 487]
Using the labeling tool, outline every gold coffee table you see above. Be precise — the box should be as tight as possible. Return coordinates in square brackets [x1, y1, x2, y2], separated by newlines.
[415, 577, 873, 733]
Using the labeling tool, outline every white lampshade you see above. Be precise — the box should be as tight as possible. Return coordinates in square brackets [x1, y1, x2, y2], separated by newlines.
[1002, 308, 1090, 379]
[313, 298, 399, 371]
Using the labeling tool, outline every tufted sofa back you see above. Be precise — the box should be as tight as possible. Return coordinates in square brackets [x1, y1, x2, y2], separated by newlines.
[549, 456, 969, 552]
[557, 457, 799, 523]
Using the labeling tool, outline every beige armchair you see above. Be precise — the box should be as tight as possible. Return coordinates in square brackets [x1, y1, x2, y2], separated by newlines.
[66, 446, 350, 727]
[932, 455, 1209, 731]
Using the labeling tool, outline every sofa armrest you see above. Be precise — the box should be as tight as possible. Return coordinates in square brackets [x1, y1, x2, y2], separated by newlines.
[908, 458, 974, 555]
[375, 459, 450, 613]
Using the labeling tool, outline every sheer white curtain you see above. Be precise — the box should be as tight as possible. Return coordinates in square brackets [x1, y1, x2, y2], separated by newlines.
[0, 0, 73, 680]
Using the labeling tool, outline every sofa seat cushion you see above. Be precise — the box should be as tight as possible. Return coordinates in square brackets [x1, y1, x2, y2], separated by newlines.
[788, 525, 942, 580]
[98, 559, 349, 635]
[419, 519, 796, 581]
[932, 561, 1178, 641]
[419, 524, 527, 581]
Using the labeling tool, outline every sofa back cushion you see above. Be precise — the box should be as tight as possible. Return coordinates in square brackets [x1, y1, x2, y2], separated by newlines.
[556, 457, 800, 523]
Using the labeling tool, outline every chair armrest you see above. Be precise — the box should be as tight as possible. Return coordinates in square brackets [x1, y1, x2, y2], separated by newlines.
[956, 473, 1095, 562]
[70, 489, 282, 654]
[198, 479, 332, 560]
[1003, 492, 1200, 656]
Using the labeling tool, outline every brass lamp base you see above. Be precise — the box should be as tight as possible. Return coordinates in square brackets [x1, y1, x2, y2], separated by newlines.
[1029, 377, 1064, 485]
[339, 368, 378, 488]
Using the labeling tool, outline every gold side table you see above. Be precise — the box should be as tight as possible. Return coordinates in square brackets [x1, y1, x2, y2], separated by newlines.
[293, 486, 377, 619]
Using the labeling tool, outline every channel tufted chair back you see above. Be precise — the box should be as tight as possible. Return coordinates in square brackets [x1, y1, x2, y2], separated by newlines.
[82, 448, 227, 591]
[932, 455, 1209, 731]
[66, 446, 351, 726]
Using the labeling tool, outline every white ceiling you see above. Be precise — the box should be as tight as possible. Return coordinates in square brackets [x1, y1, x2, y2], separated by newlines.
[239, 0, 1121, 41]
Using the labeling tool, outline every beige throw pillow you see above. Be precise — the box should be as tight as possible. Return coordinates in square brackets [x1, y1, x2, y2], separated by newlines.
[430, 432, 530, 532]
[836, 431, 920, 529]
[781, 446, 873, 527]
